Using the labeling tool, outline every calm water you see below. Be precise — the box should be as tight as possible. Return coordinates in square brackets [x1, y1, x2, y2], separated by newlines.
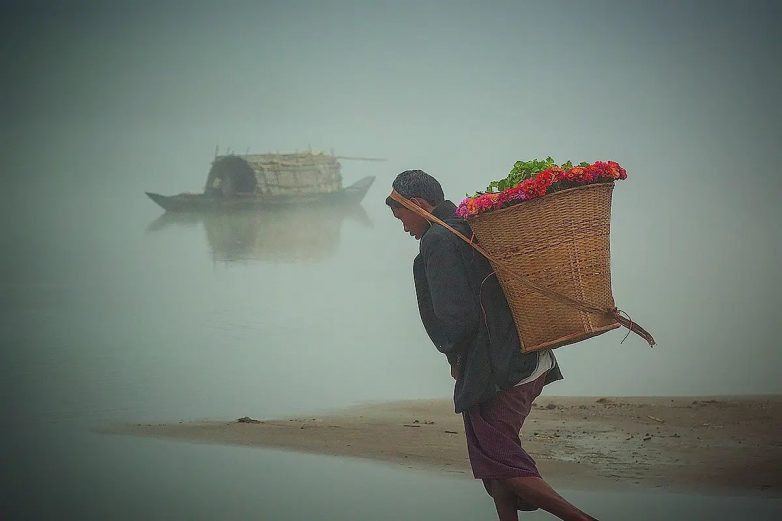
[3, 423, 781, 520]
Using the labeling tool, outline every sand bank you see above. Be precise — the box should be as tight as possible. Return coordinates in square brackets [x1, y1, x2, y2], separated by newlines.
[105, 395, 781, 497]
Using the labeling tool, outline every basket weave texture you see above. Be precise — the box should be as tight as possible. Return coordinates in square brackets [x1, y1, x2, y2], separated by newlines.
[468, 182, 620, 353]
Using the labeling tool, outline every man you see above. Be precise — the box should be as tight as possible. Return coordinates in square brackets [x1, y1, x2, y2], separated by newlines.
[386, 170, 599, 521]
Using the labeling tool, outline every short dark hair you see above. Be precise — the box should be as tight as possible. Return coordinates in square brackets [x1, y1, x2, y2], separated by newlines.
[385, 169, 444, 209]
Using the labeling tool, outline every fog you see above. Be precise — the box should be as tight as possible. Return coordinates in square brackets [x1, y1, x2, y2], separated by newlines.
[3, 1, 781, 519]
[2, 0, 781, 423]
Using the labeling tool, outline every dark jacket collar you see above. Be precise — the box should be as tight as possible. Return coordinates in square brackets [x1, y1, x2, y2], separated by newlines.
[431, 200, 458, 222]
[420, 200, 459, 242]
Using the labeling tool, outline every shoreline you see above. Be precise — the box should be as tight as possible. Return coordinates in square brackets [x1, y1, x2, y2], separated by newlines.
[102, 395, 782, 498]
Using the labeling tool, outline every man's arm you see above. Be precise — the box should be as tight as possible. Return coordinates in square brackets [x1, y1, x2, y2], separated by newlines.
[420, 230, 480, 361]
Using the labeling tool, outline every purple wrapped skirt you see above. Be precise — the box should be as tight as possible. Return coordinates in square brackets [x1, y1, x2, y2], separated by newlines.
[462, 372, 547, 481]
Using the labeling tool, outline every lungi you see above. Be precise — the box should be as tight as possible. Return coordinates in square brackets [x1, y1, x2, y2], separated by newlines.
[462, 371, 547, 481]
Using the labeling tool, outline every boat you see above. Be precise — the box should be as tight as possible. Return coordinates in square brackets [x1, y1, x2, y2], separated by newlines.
[146, 151, 376, 212]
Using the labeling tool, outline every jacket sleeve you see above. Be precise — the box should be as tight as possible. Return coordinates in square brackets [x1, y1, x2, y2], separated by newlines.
[420, 230, 480, 361]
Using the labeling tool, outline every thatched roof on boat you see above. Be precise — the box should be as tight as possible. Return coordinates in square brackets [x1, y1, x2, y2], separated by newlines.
[204, 151, 342, 197]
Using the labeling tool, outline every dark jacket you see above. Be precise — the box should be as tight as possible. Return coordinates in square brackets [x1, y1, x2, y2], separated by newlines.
[413, 200, 563, 413]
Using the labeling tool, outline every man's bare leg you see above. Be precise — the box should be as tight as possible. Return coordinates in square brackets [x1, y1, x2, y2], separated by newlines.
[500, 476, 598, 521]
[486, 480, 519, 521]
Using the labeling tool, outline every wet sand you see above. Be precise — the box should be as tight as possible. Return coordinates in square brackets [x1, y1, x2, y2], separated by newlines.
[105, 395, 782, 497]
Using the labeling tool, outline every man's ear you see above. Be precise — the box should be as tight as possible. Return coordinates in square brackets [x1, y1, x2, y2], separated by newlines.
[409, 197, 435, 212]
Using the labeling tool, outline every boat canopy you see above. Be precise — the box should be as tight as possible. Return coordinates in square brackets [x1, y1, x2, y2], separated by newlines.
[204, 151, 342, 197]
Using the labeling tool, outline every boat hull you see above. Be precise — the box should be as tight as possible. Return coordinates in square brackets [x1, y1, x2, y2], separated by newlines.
[146, 176, 375, 212]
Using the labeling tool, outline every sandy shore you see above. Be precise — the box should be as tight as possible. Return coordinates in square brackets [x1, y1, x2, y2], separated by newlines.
[105, 395, 781, 497]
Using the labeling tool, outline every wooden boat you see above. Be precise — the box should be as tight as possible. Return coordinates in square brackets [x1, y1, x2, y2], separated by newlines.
[146, 151, 376, 212]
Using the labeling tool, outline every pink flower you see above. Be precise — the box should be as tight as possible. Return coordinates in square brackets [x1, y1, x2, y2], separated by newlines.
[455, 199, 470, 218]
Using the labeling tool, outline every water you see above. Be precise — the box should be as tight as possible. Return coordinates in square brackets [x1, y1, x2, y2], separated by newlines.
[1, 182, 448, 426]
[4, 423, 781, 520]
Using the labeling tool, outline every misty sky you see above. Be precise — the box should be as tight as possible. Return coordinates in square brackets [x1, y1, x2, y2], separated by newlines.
[1, 0, 781, 408]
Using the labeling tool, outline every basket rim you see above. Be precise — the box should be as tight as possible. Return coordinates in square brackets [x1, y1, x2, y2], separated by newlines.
[522, 322, 621, 352]
[467, 181, 615, 224]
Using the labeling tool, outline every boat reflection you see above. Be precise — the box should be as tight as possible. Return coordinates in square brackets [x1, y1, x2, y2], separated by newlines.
[146, 203, 372, 263]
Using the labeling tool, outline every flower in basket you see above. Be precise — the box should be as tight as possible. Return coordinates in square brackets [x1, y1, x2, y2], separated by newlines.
[496, 184, 528, 207]
[457, 159, 628, 219]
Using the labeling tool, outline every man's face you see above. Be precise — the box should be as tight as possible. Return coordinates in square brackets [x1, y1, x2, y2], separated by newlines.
[392, 206, 430, 240]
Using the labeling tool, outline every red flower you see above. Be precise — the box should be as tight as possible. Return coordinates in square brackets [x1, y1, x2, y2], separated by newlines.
[460, 159, 628, 218]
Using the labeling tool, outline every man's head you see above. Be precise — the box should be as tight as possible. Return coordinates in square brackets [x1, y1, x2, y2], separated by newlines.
[385, 170, 445, 240]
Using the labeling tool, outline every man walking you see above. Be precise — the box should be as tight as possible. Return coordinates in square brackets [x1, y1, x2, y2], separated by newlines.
[386, 170, 598, 521]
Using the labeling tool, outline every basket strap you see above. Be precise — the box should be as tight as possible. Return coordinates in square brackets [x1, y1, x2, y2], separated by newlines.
[389, 190, 656, 347]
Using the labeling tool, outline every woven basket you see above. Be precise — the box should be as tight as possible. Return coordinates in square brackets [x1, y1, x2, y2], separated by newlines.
[468, 182, 620, 353]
